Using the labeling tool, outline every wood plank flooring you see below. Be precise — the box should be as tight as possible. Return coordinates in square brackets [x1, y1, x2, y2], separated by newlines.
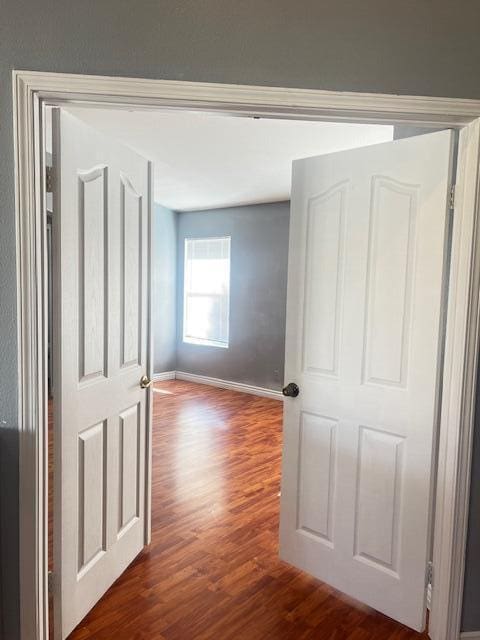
[61, 380, 429, 639]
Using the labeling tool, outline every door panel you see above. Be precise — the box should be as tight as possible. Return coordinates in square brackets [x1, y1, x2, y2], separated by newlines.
[77, 421, 106, 575]
[280, 130, 453, 631]
[297, 412, 337, 543]
[363, 176, 417, 386]
[118, 403, 141, 534]
[52, 110, 152, 639]
[302, 181, 347, 377]
[78, 166, 108, 382]
[354, 426, 404, 572]
[120, 175, 143, 368]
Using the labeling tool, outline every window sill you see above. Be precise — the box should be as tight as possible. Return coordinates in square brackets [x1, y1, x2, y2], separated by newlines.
[182, 337, 229, 349]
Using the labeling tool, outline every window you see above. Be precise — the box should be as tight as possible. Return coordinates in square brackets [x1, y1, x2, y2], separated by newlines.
[183, 236, 231, 348]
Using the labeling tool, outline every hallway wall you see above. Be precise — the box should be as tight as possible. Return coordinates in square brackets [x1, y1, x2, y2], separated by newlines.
[153, 204, 178, 374]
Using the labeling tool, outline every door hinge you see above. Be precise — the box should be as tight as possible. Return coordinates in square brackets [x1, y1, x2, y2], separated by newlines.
[426, 561, 433, 609]
[449, 184, 456, 211]
[48, 570, 54, 596]
[45, 166, 54, 193]
[427, 561, 434, 587]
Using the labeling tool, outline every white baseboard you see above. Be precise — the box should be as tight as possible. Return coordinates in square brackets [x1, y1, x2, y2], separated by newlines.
[460, 633, 480, 639]
[174, 371, 283, 401]
[152, 370, 176, 381]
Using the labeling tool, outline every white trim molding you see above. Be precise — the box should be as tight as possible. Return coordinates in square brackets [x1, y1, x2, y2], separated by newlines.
[14, 72, 49, 640]
[175, 371, 283, 400]
[12, 70, 480, 640]
[430, 120, 480, 640]
[460, 632, 480, 640]
[152, 371, 176, 381]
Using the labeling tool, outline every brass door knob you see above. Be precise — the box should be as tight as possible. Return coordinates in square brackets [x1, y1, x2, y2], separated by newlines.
[140, 375, 153, 389]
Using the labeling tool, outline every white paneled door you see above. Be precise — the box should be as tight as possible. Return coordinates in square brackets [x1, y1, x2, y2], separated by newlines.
[52, 110, 152, 639]
[280, 131, 453, 631]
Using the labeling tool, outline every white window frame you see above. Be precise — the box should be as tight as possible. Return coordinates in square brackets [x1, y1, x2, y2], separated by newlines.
[183, 236, 231, 349]
[12, 70, 480, 640]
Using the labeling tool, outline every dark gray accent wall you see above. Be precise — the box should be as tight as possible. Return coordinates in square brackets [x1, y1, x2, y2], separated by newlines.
[153, 204, 177, 374]
[393, 125, 445, 140]
[462, 375, 480, 631]
[176, 203, 290, 391]
[3, 3, 480, 636]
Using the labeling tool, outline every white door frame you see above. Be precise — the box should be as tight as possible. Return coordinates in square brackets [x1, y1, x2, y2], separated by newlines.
[12, 70, 480, 640]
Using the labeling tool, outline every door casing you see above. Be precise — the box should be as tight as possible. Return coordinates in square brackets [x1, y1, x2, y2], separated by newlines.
[12, 70, 480, 640]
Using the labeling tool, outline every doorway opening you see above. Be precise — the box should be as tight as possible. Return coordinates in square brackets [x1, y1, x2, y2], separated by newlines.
[44, 103, 454, 639]
[15, 71, 480, 640]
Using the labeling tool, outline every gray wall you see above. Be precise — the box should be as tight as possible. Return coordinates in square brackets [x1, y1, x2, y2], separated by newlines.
[3, 2, 480, 636]
[462, 375, 480, 630]
[393, 125, 445, 140]
[153, 205, 177, 374]
[176, 203, 290, 391]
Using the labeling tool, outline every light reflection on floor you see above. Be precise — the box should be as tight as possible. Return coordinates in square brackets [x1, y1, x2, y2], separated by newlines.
[152, 386, 174, 395]
[171, 399, 227, 519]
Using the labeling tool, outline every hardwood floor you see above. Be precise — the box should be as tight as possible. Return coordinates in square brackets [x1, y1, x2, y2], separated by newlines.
[59, 380, 428, 639]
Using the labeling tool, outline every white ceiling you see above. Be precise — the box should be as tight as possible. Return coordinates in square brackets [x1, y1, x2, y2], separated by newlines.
[50, 107, 393, 211]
